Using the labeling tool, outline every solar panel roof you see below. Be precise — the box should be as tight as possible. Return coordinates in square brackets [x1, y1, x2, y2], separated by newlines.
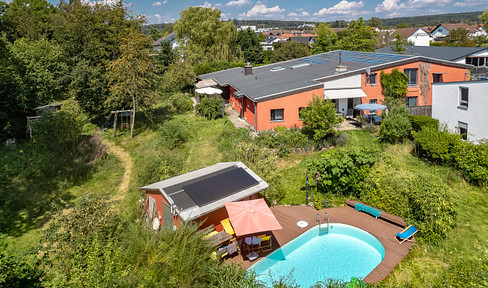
[183, 167, 259, 207]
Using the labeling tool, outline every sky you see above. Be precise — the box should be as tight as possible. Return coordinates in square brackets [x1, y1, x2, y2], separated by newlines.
[72, 0, 488, 24]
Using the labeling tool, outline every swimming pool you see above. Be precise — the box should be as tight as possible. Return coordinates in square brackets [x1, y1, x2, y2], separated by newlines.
[249, 223, 385, 287]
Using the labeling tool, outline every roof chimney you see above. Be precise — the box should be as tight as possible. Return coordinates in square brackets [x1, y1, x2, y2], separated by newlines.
[244, 62, 253, 75]
[335, 51, 347, 74]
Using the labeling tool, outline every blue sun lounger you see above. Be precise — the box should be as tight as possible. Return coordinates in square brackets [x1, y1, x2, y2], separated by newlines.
[395, 225, 418, 244]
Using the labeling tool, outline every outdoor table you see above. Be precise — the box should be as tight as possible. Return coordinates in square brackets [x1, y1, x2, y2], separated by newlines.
[206, 230, 233, 247]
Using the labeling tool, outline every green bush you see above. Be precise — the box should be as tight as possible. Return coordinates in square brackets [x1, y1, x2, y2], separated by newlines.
[32, 100, 87, 152]
[0, 235, 42, 287]
[195, 97, 223, 120]
[256, 126, 315, 157]
[379, 105, 412, 143]
[453, 141, 488, 186]
[437, 252, 488, 287]
[409, 115, 439, 133]
[413, 126, 462, 164]
[362, 157, 457, 244]
[306, 148, 377, 196]
[160, 120, 190, 149]
[171, 93, 193, 113]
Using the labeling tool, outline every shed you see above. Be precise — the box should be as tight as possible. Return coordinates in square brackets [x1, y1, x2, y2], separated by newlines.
[140, 162, 269, 230]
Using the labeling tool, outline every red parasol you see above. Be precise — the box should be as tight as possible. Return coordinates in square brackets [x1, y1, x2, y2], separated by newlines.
[225, 198, 282, 236]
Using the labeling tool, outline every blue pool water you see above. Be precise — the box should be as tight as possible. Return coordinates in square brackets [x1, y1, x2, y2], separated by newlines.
[249, 223, 385, 287]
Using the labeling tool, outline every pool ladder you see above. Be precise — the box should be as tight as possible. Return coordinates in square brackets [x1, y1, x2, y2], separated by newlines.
[317, 212, 329, 235]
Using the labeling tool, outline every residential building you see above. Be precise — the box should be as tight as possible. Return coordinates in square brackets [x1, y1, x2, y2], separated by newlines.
[432, 80, 488, 143]
[430, 23, 482, 42]
[394, 28, 431, 46]
[378, 46, 488, 80]
[198, 50, 470, 131]
[140, 162, 267, 230]
[289, 36, 318, 47]
[152, 32, 179, 51]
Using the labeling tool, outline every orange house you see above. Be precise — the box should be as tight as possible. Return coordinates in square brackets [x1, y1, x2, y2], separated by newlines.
[140, 162, 267, 230]
[200, 50, 471, 131]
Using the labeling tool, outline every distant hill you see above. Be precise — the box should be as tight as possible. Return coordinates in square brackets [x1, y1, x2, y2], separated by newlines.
[381, 11, 483, 27]
[143, 11, 484, 31]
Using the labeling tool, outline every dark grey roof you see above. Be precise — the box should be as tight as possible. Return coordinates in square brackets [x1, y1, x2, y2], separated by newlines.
[290, 36, 317, 44]
[153, 33, 176, 46]
[377, 46, 488, 62]
[200, 50, 414, 102]
[140, 162, 268, 222]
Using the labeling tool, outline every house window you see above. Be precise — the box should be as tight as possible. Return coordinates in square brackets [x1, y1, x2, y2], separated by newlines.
[369, 73, 377, 85]
[406, 97, 417, 107]
[433, 73, 443, 83]
[270, 109, 284, 121]
[298, 107, 305, 120]
[369, 99, 377, 104]
[459, 87, 468, 109]
[404, 69, 418, 86]
[458, 121, 468, 140]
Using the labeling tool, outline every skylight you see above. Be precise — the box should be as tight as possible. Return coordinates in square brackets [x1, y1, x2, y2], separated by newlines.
[291, 63, 311, 69]
[270, 67, 285, 72]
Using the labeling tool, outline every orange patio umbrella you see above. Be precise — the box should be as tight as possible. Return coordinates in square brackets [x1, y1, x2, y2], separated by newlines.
[225, 198, 283, 236]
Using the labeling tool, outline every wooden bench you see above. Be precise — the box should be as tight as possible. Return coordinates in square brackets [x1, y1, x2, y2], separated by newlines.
[345, 199, 406, 228]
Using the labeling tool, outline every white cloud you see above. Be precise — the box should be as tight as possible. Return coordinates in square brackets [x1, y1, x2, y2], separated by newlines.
[199, 1, 212, 7]
[226, 0, 251, 7]
[453, 0, 482, 6]
[151, 14, 163, 22]
[147, 13, 174, 24]
[239, 1, 285, 18]
[314, 0, 364, 15]
[152, 1, 162, 6]
[297, 8, 304, 11]
[288, 12, 298, 17]
[302, 11, 310, 16]
[375, 0, 405, 12]
[215, 3, 223, 7]
[409, 0, 451, 5]
[454, 1, 468, 6]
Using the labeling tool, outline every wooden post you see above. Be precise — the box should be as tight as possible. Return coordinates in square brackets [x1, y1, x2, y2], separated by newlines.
[113, 111, 118, 138]
[131, 97, 136, 138]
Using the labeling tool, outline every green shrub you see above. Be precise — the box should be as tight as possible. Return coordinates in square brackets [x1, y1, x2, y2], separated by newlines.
[412, 126, 462, 164]
[409, 115, 438, 133]
[0, 235, 42, 287]
[362, 123, 378, 134]
[363, 157, 457, 244]
[306, 148, 378, 196]
[453, 141, 488, 186]
[301, 97, 343, 141]
[379, 105, 412, 143]
[256, 126, 315, 157]
[160, 120, 190, 149]
[32, 99, 87, 152]
[171, 93, 193, 113]
[195, 97, 223, 120]
[193, 62, 213, 75]
[437, 252, 488, 287]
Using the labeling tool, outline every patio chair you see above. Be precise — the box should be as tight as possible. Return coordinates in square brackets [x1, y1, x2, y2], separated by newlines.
[258, 234, 273, 252]
[244, 236, 261, 251]
[221, 218, 235, 235]
[395, 225, 418, 244]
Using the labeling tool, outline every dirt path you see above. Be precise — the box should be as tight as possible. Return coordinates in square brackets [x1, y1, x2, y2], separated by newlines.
[103, 140, 133, 201]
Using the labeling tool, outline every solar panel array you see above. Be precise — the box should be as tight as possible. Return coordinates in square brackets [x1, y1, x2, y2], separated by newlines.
[183, 167, 259, 207]
[297, 50, 411, 66]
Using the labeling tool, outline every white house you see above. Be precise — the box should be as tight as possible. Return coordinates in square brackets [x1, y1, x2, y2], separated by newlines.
[430, 23, 480, 41]
[432, 80, 488, 143]
[407, 28, 431, 46]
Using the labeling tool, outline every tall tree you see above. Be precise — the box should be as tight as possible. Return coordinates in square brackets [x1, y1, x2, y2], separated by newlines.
[338, 18, 377, 52]
[479, 9, 488, 27]
[368, 17, 382, 29]
[312, 22, 337, 54]
[258, 32, 266, 42]
[270, 40, 310, 63]
[236, 28, 262, 64]
[106, 28, 156, 138]
[390, 34, 407, 54]
[51, 0, 143, 118]
[380, 69, 408, 107]
[174, 7, 241, 65]
[2, 0, 57, 41]
[442, 28, 476, 47]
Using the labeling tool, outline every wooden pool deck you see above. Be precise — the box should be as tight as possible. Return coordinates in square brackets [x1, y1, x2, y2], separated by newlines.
[226, 205, 414, 283]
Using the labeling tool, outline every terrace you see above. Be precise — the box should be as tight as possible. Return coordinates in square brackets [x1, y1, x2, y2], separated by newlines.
[226, 204, 414, 283]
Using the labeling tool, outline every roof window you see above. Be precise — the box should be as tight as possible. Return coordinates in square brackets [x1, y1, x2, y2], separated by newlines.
[291, 63, 311, 69]
[270, 67, 285, 72]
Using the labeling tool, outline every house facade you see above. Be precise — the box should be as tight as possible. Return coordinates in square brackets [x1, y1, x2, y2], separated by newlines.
[432, 80, 488, 143]
[430, 23, 482, 42]
[140, 162, 268, 230]
[199, 50, 470, 132]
